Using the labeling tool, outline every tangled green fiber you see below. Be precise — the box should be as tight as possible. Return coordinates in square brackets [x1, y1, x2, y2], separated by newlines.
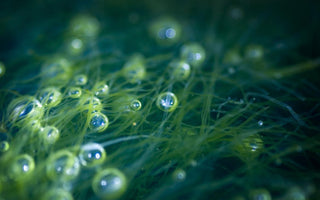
[0, 0, 320, 199]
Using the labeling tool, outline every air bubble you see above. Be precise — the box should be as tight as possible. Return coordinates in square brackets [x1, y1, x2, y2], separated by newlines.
[88, 112, 109, 133]
[0, 62, 5, 77]
[245, 45, 264, 60]
[156, 92, 178, 112]
[258, 120, 264, 126]
[233, 134, 264, 160]
[79, 143, 106, 167]
[40, 126, 60, 145]
[46, 150, 80, 181]
[68, 38, 84, 55]
[67, 87, 82, 98]
[149, 17, 182, 45]
[92, 168, 127, 200]
[129, 99, 142, 111]
[180, 43, 206, 67]
[172, 169, 186, 182]
[122, 54, 146, 83]
[9, 154, 35, 179]
[42, 188, 74, 200]
[223, 48, 242, 65]
[169, 60, 191, 80]
[82, 96, 103, 113]
[0, 141, 9, 152]
[69, 15, 100, 38]
[7, 96, 43, 125]
[74, 74, 87, 86]
[93, 82, 109, 97]
[38, 87, 62, 107]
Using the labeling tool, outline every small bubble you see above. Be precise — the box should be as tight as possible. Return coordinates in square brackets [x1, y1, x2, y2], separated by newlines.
[0, 141, 9, 152]
[10, 154, 35, 179]
[245, 45, 264, 60]
[74, 74, 87, 86]
[92, 168, 127, 200]
[258, 120, 264, 126]
[156, 92, 178, 112]
[67, 87, 82, 98]
[169, 60, 191, 80]
[40, 126, 60, 145]
[89, 112, 109, 133]
[38, 87, 62, 107]
[122, 54, 146, 83]
[172, 169, 186, 182]
[46, 150, 80, 181]
[79, 143, 106, 167]
[129, 99, 142, 111]
[149, 17, 181, 45]
[93, 82, 109, 97]
[69, 15, 100, 38]
[250, 189, 271, 200]
[180, 43, 206, 67]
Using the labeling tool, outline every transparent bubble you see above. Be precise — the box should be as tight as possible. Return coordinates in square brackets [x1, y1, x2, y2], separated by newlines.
[41, 57, 72, 86]
[69, 15, 100, 38]
[180, 43, 206, 67]
[92, 168, 127, 200]
[88, 112, 109, 133]
[68, 38, 84, 55]
[0, 62, 5, 77]
[286, 187, 306, 200]
[156, 92, 178, 112]
[122, 54, 146, 83]
[7, 96, 43, 124]
[249, 189, 272, 200]
[93, 82, 109, 97]
[169, 60, 191, 80]
[42, 188, 74, 200]
[9, 154, 35, 179]
[149, 17, 182, 45]
[67, 87, 82, 98]
[258, 120, 264, 126]
[245, 45, 264, 60]
[233, 134, 264, 160]
[38, 87, 62, 107]
[129, 99, 142, 111]
[82, 96, 103, 113]
[40, 126, 60, 145]
[79, 143, 106, 167]
[74, 74, 87, 86]
[0, 141, 9, 152]
[46, 150, 80, 181]
[172, 169, 186, 182]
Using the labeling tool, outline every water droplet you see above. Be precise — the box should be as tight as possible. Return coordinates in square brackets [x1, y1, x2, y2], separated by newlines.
[258, 120, 264, 126]
[10, 154, 35, 179]
[79, 143, 106, 167]
[67, 87, 82, 98]
[122, 54, 146, 83]
[149, 17, 181, 45]
[180, 43, 206, 67]
[156, 92, 178, 112]
[74, 74, 87, 86]
[172, 169, 186, 182]
[89, 113, 109, 133]
[93, 82, 109, 97]
[41, 57, 72, 86]
[41, 126, 60, 145]
[129, 99, 142, 111]
[0, 141, 9, 152]
[38, 87, 62, 107]
[250, 189, 272, 200]
[46, 150, 80, 181]
[92, 168, 127, 200]
[7, 96, 43, 124]
[245, 45, 264, 60]
[169, 60, 191, 80]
